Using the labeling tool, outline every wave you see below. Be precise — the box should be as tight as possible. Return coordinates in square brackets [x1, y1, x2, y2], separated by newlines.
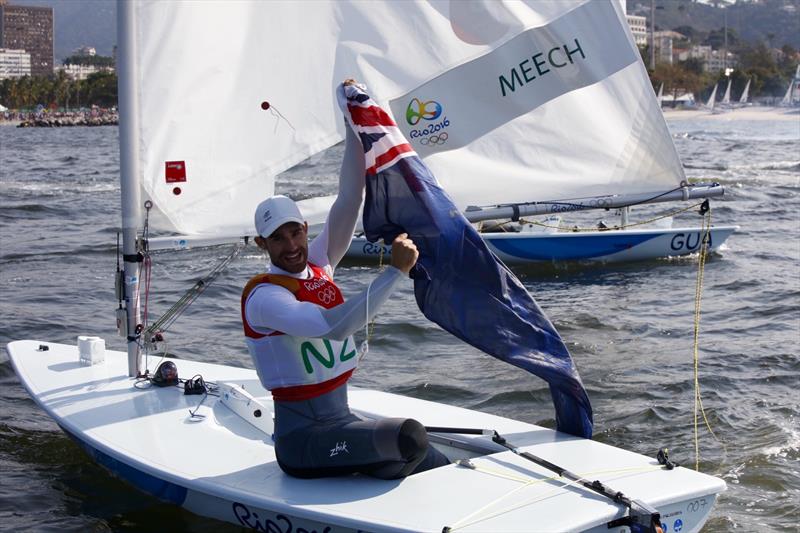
[0, 181, 119, 195]
[683, 161, 800, 172]
[761, 161, 800, 171]
[684, 163, 728, 171]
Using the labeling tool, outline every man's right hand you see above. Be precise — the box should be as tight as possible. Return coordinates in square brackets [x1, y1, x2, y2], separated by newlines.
[390, 233, 418, 274]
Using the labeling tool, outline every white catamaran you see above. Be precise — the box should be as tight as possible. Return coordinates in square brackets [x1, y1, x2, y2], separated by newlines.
[9, 1, 726, 532]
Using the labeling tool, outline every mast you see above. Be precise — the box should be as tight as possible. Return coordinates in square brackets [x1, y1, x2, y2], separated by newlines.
[117, 0, 143, 377]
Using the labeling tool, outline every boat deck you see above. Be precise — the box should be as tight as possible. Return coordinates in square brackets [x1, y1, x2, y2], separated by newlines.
[9, 340, 725, 532]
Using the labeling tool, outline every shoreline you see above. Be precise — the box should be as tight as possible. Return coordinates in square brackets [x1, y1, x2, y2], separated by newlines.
[2, 106, 797, 128]
[1, 109, 118, 128]
[662, 105, 800, 121]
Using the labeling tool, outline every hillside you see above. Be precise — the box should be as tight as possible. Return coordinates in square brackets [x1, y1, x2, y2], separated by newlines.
[5, 0, 798, 64]
[628, 0, 800, 49]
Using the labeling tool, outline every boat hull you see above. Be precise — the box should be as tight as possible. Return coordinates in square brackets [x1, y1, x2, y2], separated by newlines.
[8, 340, 725, 532]
[347, 226, 738, 264]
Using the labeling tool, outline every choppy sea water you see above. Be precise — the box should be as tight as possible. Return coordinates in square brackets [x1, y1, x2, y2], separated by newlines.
[0, 114, 798, 532]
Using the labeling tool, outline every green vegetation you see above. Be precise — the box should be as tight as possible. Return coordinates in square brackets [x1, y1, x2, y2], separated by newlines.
[649, 38, 798, 102]
[638, 0, 799, 101]
[0, 70, 117, 110]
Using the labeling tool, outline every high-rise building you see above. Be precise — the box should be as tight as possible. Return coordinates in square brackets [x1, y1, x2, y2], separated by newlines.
[0, 3, 54, 77]
[626, 14, 648, 47]
[0, 47, 30, 79]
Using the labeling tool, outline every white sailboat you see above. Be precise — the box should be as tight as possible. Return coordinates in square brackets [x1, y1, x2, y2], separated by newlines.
[738, 79, 751, 105]
[721, 78, 732, 106]
[8, 1, 726, 532]
[342, 24, 735, 263]
[780, 65, 800, 106]
[657, 82, 664, 106]
[705, 83, 718, 113]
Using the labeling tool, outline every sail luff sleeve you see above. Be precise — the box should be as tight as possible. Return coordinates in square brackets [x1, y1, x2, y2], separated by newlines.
[340, 84, 593, 438]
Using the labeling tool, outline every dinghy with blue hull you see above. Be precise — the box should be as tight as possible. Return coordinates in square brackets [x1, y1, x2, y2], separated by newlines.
[9, 340, 724, 533]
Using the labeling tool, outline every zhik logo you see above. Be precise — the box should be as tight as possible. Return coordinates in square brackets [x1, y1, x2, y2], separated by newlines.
[329, 441, 349, 457]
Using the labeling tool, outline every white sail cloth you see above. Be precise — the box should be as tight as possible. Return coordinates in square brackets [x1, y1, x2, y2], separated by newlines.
[132, 0, 683, 236]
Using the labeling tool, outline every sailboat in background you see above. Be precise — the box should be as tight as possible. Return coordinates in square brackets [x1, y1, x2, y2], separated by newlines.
[343, 9, 735, 264]
[780, 65, 800, 106]
[721, 78, 732, 106]
[705, 83, 718, 113]
[738, 79, 751, 106]
[8, 1, 727, 531]
[656, 82, 664, 107]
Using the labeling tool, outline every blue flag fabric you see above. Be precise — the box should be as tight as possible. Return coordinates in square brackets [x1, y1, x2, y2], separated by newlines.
[341, 85, 593, 438]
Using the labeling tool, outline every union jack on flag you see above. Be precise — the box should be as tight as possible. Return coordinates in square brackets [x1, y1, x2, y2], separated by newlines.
[342, 85, 416, 176]
[340, 83, 593, 439]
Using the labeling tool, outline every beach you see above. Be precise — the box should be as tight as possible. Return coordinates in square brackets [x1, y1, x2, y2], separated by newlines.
[662, 105, 800, 122]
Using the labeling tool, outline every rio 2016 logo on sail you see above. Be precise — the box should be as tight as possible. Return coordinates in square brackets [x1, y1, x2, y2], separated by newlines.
[406, 97, 450, 146]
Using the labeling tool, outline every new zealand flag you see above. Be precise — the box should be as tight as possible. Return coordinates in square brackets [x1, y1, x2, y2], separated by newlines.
[341, 84, 593, 438]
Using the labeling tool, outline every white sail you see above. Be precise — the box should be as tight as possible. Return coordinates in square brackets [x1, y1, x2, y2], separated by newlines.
[657, 82, 664, 105]
[739, 79, 750, 104]
[706, 84, 718, 111]
[780, 66, 798, 106]
[780, 79, 793, 105]
[133, 0, 683, 236]
[721, 79, 732, 105]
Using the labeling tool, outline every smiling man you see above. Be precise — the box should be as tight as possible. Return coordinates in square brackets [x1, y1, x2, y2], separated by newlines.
[241, 81, 449, 480]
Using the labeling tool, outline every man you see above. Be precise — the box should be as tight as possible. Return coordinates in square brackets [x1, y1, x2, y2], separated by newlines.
[241, 81, 449, 479]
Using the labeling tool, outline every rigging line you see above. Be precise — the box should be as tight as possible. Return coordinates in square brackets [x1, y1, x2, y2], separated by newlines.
[456, 459, 662, 483]
[445, 469, 556, 531]
[359, 242, 386, 363]
[143, 240, 246, 339]
[446, 474, 587, 532]
[141, 203, 153, 369]
[503, 202, 702, 233]
[465, 461, 665, 485]
[494, 184, 687, 213]
[428, 427, 662, 531]
[358, 279, 372, 362]
[692, 205, 727, 472]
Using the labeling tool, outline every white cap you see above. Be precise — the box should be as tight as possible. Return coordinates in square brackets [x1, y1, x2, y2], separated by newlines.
[254, 195, 304, 237]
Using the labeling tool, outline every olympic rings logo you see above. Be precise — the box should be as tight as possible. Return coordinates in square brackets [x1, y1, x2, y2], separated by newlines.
[419, 132, 448, 146]
[317, 286, 337, 305]
[406, 98, 443, 126]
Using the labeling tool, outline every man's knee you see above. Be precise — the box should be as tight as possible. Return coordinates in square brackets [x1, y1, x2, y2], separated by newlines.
[397, 418, 427, 462]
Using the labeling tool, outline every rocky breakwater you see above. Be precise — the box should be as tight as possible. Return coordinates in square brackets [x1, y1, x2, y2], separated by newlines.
[14, 110, 118, 128]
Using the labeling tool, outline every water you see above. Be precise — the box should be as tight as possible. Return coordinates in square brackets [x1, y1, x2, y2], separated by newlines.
[1, 115, 798, 532]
